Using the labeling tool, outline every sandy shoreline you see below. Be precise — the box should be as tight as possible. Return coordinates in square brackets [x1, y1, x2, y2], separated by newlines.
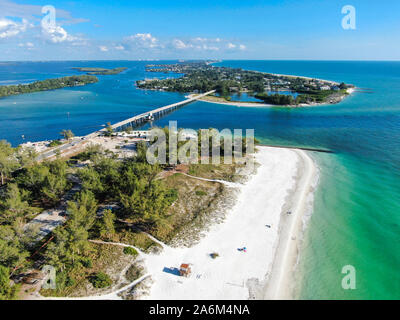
[264, 149, 317, 299]
[40, 146, 317, 300]
[188, 88, 355, 109]
[140, 146, 317, 300]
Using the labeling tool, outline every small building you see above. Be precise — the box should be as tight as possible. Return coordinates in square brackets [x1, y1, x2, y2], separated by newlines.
[179, 263, 191, 277]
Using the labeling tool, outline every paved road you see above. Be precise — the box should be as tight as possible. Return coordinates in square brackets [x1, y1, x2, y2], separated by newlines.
[36, 137, 87, 161]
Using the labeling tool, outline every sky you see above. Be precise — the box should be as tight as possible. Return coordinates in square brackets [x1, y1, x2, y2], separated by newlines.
[0, 0, 399, 61]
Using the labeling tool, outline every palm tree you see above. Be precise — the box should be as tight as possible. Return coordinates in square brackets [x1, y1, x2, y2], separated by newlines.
[60, 129, 74, 141]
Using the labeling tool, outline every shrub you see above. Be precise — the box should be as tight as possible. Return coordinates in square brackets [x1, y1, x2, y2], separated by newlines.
[89, 272, 112, 288]
[80, 257, 93, 268]
[49, 140, 62, 148]
[123, 247, 138, 256]
[195, 190, 207, 196]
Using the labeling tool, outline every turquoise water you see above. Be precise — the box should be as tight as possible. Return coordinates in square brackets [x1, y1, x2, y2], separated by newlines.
[0, 60, 399, 299]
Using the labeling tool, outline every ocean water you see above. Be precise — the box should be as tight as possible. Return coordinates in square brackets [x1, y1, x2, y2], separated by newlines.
[0, 60, 399, 299]
[0, 61, 184, 145]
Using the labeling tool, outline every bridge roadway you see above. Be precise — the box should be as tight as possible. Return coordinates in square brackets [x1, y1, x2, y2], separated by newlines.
[94, 89, 215, 135]
[38, 90, 215, 160]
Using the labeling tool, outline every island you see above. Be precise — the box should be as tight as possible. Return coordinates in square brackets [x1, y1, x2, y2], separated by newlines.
[136, 61, 354, 106]
[0, 75, 99, 98]
[72, 67, 128, 75]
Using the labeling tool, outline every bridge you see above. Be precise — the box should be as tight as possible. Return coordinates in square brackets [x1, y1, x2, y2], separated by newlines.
[88, 90, 215, 137]
[38, 90, 215, 160]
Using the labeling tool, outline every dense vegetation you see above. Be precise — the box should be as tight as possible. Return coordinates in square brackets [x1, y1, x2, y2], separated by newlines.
[73, 67, 127, 75]
[137, 62, 353, 105]
[0, 75, 98, 98]
[254, 92, 297, 105]
[0, 140, 73, 298]
[89, 272, 112, 288]
[0, 126, 255, 298]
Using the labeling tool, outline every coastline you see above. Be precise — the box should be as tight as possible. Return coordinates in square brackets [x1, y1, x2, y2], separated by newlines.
[140, 146, 317, 300]
[188, 87, 355, 108]
[264, 149, 317, 299]
[140, 146, 299, 299]
[37, 146, 317, 300]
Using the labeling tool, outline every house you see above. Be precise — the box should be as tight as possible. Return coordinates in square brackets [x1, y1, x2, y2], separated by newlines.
[179, 263, 191, 277]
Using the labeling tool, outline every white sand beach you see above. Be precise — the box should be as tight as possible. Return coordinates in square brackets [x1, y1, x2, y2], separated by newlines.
[41, 146, 317, 301]
[140, 146, 316, 300]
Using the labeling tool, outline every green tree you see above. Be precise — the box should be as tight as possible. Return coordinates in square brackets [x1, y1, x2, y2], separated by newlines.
[41, 173, 68, 206]
[90, 272, 112, 288]
[78, 167, 104, 198]
[99, 209, 115, 240]
[120, 177, 174, 226]
[0, 265, 19, 300]
[45, 191, 98, 269]
[0, 226, 29, 269]
[17, 160, 69, 206]
[0, 184, 31, 223]
[15, 147, 37, 168]
[60, 129, 74, 141]
[0, 140, 18, 185]
[104, 122, 114, 137]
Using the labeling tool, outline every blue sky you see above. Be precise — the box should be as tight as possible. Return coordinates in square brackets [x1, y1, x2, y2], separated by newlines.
[0, 0, 399, 60]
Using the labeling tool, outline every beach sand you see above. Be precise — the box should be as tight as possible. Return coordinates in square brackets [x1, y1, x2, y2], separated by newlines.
[264, 149, 317, 299]
[41, 146, 317, 300]
[140, 146, 316, 300]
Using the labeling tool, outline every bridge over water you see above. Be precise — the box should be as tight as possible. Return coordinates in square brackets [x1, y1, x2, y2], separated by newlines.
[90, 90, 216, 136]
[38, 90, 215, 160]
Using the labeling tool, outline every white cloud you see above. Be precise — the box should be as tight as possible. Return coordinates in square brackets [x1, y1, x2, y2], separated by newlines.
[239, 44, 246, 50]
[18, 41, 33, 47]
[99, 45, 108, 52]
[172, 37, 242, 52]
[202, 44, 219, 51]
[41, 24, 80, 43]
[114, 45, 125, 50]
[172, 39, 191, 49]
[124, 33, 160, 48]
[193, 37, 207, 42]
[0, 18, 29, 39]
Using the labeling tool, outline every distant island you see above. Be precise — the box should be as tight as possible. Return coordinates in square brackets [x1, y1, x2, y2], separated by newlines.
[136, 61, 354, 106]
[0, 75, 98, 98]
[73, 67, 128, 75]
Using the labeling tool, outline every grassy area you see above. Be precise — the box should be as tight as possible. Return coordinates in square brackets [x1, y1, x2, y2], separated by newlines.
[154, 172, 228, 245]
[125, 264, 144, 282]
[188, 162, 243, 182]
[112, 222, 162, 253]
